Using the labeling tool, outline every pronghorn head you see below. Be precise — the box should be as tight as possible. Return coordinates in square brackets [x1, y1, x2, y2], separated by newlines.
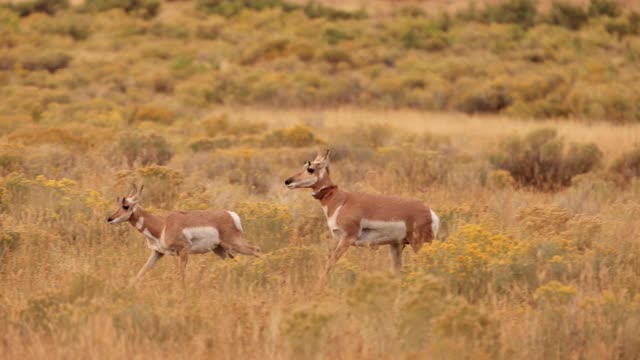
[285, 149, 331, 189]
[107, 183, 144, 224]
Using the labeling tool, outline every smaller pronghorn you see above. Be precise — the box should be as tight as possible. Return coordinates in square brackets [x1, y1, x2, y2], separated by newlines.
[107, 184, 261, 285]
[285, 150, 440, 273]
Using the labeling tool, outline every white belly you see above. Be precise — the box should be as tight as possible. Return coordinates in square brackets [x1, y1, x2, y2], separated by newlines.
[182, 226, 220, 254]
[355, 219, 407, 246]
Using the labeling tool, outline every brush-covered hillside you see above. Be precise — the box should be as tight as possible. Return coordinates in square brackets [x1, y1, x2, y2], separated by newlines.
[1, 0, 640, 122]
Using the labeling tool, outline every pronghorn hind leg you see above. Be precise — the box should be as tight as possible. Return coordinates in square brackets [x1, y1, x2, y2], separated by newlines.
[178, 247, 190, 288]
[228, 237, 262, 257]
[213, 246, 234, 260]
[389, 244, 403, 273]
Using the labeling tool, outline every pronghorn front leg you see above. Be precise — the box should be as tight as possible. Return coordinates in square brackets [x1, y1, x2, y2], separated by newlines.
[324, 235, 356, 275]
[131, 250, 164, 285]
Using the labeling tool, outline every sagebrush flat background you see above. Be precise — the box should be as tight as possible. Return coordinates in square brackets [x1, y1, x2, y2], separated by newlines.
[2, 0, 640, 359]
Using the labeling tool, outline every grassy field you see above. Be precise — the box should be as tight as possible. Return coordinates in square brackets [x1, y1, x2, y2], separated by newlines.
[2, 0, 640, 359]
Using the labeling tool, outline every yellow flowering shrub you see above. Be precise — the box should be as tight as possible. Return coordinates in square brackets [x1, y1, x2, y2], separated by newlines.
[136, 165, 184, 208]
[282, 302, 336, 358]
[417, 224, 533, 300]
[397, 274, 447, 348]
[534, 281, 576, 306]
[486, 169, 515, 189]
[432, 298, 500, 355]
[517, 204, 572, 236]
[0, 143, 25, 176]
[347, 273, 400, 351]
[235, 200, 292, 251]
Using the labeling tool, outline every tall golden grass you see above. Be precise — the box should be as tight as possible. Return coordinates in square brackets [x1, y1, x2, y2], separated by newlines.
[0, 108, 640, 359]
[1, 0, 640, 358]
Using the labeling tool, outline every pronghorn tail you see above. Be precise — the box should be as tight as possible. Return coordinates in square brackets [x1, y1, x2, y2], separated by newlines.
[430, 209, 440, 241]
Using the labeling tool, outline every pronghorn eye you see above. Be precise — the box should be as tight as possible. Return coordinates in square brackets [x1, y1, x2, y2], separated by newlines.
[123, 204, 130, 210]
[307, 168, 315, 174]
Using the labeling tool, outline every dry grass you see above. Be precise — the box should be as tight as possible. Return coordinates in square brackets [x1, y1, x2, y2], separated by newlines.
[1, 1, 640, 358]
[0, 108, 639, 359]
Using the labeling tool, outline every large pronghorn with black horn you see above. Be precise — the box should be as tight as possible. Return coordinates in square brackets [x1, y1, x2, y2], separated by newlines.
[285, 150, 439, 273]
[107, 184, 261, 285]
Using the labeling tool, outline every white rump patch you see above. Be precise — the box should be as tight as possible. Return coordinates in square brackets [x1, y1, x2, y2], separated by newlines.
[226, 211, 243, 232]
[182, 226, 220, 254]
[431, 209, 440, 239]
[356, 219, 407, 246]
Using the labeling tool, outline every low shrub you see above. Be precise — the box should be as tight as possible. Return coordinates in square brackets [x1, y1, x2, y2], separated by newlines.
[417, 223, 534, 301]
[8, 0, 68, 17]
[322, 48, 352, 66]
[483, 0, 537, 28]
[0, 144, 24, 176]
[195, 16, 225, 39]
[7, 126, 88, 150]
[24, 144, 79, 178]
[197, 0, 286, 17]
[490, 128, 602, 190]
[189, 136, 233, 152]
[588, 0, 621, 18]
[235, 200, 292, 251]
[149, 20, 192, 39]
[205, 148, 272, 194]
[84, 0, 160, 19]
[202, 113, 268, 137]
[130, 104, 175, 125]
[564, 83, 639, 123]
[455, 81, 513, 114]
[605, 17, 632, 40]
[149, 72, 175, 94]
[302, 2, 366, 20]
[262, 125, 319, 148]
[546, 2, 589, 30]
[610, 146, 640, 182]
[400, 26, 449, 51]
[26, 14, 92, 41]
[20, 52, 72, 73]
[373, 145, 452, 190]
[629, 11, 640, 35]
[115, 131, 174, 167]
[0, 226, 20, 261]
[240, 36, 291, 65]
[136, 165, 184, 208]
[283, 302, 335, 358]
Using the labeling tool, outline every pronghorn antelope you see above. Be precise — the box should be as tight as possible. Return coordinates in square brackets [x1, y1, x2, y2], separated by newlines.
[285, 150, 440, 273]
[107, 184, 261, 285]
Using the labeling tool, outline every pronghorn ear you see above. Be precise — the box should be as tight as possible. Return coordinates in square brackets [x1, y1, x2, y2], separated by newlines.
[324, 149, 331, 161]
[318, 149, 331, 166]
[138, 184, 144, 198]
[128, 183, 138, 197]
